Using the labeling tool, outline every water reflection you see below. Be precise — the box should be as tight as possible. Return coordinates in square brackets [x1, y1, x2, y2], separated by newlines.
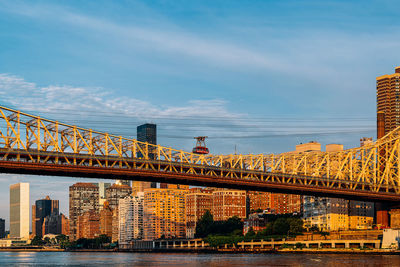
[0, 252, 399, 266]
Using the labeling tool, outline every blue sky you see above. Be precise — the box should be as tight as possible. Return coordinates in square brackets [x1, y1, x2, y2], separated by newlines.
[0, 0, 399, 229]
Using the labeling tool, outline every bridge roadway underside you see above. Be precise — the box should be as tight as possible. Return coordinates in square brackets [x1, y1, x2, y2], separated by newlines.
[0, 160, 400, 205]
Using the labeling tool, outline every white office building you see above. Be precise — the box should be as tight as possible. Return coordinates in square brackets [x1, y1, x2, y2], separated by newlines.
[10, 183, 30, 239]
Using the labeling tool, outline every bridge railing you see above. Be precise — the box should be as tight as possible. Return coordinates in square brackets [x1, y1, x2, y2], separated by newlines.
[1, 105, 400, 194]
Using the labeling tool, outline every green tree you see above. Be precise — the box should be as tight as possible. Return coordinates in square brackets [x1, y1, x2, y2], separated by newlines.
[195, 210, 214, 238]
[287, 218, 304, 234]
[31, 236, 44, 246]
[43, 237, 51, 245]
[224, 216, 243, 234]
[273, 218, 290, 235]
[244, 227, 256, 241]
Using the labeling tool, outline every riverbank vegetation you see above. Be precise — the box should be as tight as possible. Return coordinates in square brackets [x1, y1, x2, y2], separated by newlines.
[195, 211, 305, 248]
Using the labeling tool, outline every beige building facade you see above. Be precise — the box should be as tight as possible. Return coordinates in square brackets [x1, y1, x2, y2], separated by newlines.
[9, 183, 30, 239]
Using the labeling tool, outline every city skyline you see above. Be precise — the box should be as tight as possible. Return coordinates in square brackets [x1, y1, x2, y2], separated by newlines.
[0, 0, 399, 234]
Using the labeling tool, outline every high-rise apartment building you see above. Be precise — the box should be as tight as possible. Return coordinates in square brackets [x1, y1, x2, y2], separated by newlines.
[77, 210, 100, 239]
[212, 190, 246, 221]
[132, 181, 152, 193]
[377, 66, 400, 137]
[119, 192, 144, 245]
[185, 188, 213, 238]
[105, 184, 132, 211]
[137, 123, 157, 189]
[143, 188, 187, 240]
[10, 183, 29, 239]
[32, 196, 59, 237]
[0, 218, 5, 238]
[69, 183, 99, 240]
[99, 201, 113, 238]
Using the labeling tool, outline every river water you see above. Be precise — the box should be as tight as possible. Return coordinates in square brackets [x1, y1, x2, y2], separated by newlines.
[0, 252, 399, 266]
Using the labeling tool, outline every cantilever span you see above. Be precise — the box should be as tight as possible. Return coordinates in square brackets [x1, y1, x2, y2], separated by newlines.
[0, 105, 400, 202]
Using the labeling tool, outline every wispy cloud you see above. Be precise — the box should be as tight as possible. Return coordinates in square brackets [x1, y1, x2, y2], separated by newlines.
[1, 0, 399, 98]
[0, 2, 291, 73]
[0, 74, 374, 146]
[0, 73, 240, 121]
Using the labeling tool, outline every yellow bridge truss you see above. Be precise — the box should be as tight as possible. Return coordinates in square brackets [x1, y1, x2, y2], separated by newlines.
[0, 105, 399, 198]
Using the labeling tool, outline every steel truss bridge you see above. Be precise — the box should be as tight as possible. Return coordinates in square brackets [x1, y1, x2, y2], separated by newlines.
[0, 105, 400, 203]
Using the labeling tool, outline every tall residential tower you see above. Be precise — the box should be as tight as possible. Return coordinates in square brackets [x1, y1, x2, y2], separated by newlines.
[377, 66, 400, 138]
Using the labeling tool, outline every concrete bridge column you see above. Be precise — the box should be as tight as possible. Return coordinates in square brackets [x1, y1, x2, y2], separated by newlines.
[173, 241, 176, 248]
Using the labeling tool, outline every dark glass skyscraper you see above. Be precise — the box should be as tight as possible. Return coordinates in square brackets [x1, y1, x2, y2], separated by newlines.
[33, 196, 59, 237]
[137, 123, 157, 145]
[137, 123, 157, 188]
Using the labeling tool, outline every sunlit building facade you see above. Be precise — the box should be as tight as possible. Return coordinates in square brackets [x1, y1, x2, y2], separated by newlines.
[119, 192, 144, 244]
[10, 183, 30, 239]
[99, 201, 113, 238]
[303, 197, 374, 231]
[185, 188, 213, 238]
[212, 190, 246, 221]
[77, 210, 100, 239]
[69, 183, 99, 240]
[377, 66, 400, 136]
[143, 188, 187, 240]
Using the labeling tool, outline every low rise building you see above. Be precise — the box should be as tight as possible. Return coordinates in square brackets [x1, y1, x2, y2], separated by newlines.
[243, 213, 266, 235]
[303, 197, 374, 231]
[185, 188, 213, 238]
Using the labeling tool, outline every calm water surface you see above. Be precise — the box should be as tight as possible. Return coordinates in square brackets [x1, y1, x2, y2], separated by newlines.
[0, 252, 399, 266]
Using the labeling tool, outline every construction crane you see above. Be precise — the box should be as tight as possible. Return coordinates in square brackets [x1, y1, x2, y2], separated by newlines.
[192, 136, 209, 154]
